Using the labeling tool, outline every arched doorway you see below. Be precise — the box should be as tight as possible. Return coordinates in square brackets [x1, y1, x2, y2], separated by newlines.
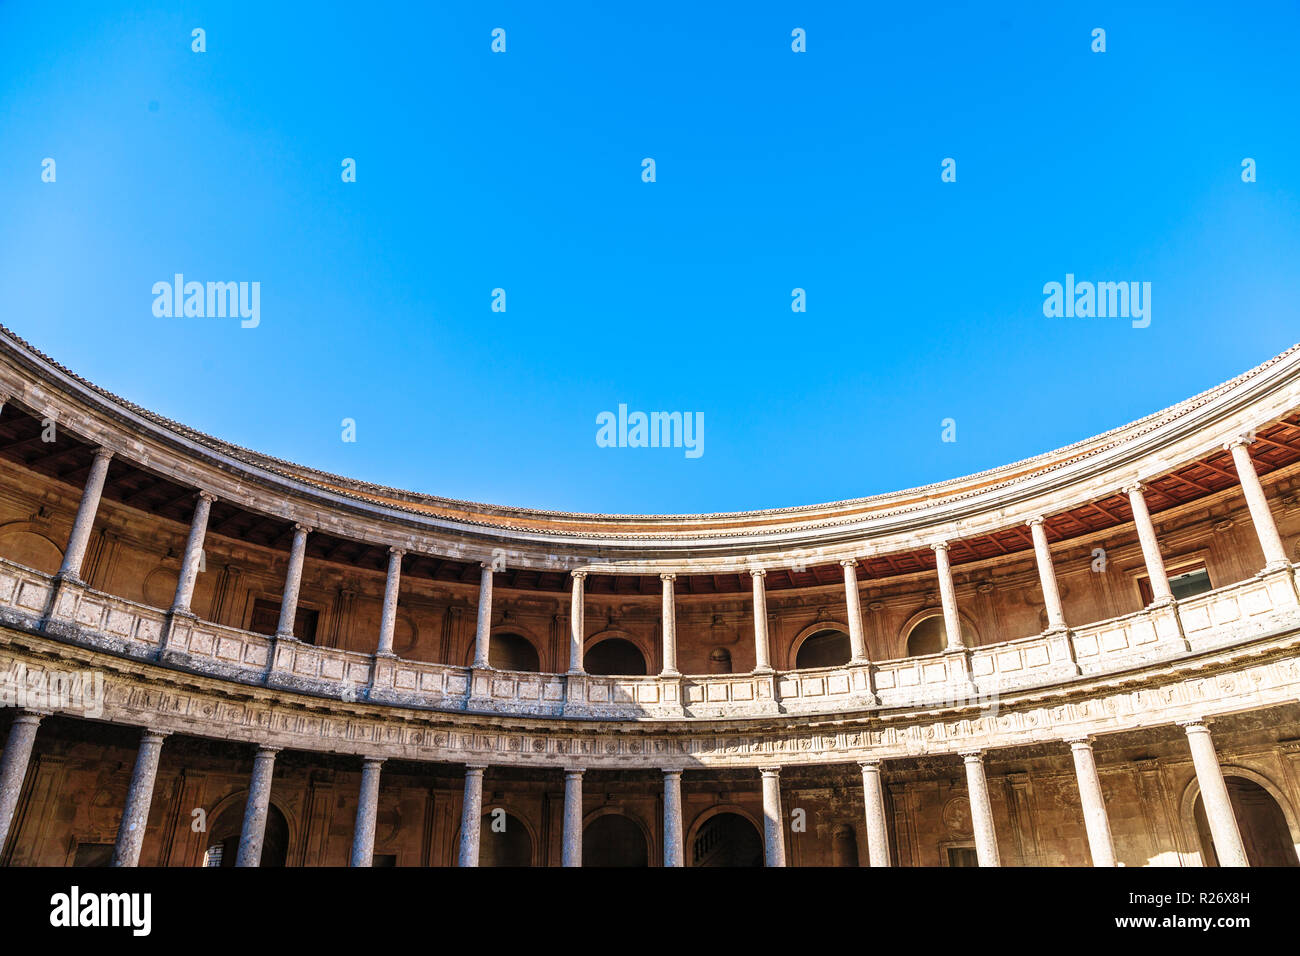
[904, 612, 974, 656]
[1194, 776, 1299, 867]
[690, 811, 763, 867]
[794, 629, 851, 669]
[479, 810, 533, 866]
[585, 638, 648, 676]
[582, 813, 648, 866]
[831, 824, 860, 866]
[489, 632, 541, 672]
[202, 800, 290, 867]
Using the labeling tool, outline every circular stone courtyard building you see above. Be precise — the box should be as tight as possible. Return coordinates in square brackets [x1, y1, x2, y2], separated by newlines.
[2, 327, 1300, 868]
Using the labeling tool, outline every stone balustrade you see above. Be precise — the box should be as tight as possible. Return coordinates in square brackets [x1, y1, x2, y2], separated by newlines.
[2, 555, 1297, 723]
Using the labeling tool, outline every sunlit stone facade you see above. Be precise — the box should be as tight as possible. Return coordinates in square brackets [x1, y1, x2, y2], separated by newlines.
[1, 325, 1300, 867]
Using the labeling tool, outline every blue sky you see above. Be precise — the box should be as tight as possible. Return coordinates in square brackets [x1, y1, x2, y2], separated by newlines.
[2, 2, 1297, 515]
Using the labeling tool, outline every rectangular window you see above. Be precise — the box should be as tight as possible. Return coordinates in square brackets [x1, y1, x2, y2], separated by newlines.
[946, 846, 979, 867]
[250, 598, 319, 644]
[1138, 561, 1212, 605]
[73, 843, 114, 867]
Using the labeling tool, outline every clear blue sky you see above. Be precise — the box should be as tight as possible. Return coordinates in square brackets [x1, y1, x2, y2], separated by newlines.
[2, 2, 1297, 515]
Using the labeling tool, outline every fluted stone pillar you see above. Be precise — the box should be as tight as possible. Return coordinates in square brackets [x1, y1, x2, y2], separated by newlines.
[660, 574, 679, 676]
[931, 543, 965, 651]
[751, 569, 772, 672]
[1125, 484, 1173, 604]
[859, 759, 891, 867]
[1181, 720, 1249, 867]
[376, 548, 404, 656]
[275, 524, 311, 639]
[0, 711, 43, 854]
[962, 751, 1000, 867]
[457, 763, 486, 867]
[1027, 517, 1067, 631]
[1226, 438, 1289, 570]
[350, 757, 385, 867]
[841, 560, 869, 662]
[562, 768, 584, 867]
[170, 492, 215, 614]
[1067, 738, 1116, 867]
[569, 571, 586, 673]
[111, 729, 168, 867]
[663, 769, 684, 867]
[473, 563, 494, 668]
[57, 448, 113, 581]
[760, 766, 786, 867]
[235, 746, 279, 866]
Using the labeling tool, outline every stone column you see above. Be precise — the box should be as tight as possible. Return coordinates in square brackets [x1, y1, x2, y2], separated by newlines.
[57, 447, 113, 581]
[663, 769, 684, 867]
[859, 759, 891, 867]
[751, 569, 772, 672]
[1027, 517, 1067, 630]
[931, 543, 965, 651]
[275, 524, 311, 639]
[0, 711, 43, 854]
[760, 766, 786, 867]
[1180, 720, 1249, 867]
[1226, 438, 1290, 570]
[376, 548, 404, 656]
[350, 757, 385, 867]
[472, 563, 494, 668]
[170, 491, 216, 614]
[457, 763, 486, 867]
[562, 768, 584, 867]
[568, 571, 586, 673]
[235, 746, 279, 867]
[841, 560, 869, 662]
[660, 573, 679, 676]
[961, 751, 1000, 867]
[1067, 737, 1117, 867]
[1124, 484, 1173, 604]
[111, 729, 168, 867]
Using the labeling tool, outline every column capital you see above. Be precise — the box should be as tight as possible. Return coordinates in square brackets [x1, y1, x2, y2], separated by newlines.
[759, 765, 782, 777]
[1223, 434, 1256, 451]
[571, 569, 588, 580]
[387, 546, 406, 557]
[197, 489, 219, 504]
[254, 745, 281, 757]
[1177, 717, 1212, 733]
[1121, 482, 1145, 496]
[463, 762, 488, 773]
[858, 758, 885, 771]
[750, 567, 767, 578]
[1064, 735, 1096, 749]
[660, 572, 677, 583]
[139, 729, 171, 742]
[11, 710, 48, 725]
[565, 767, 586, 777]
[1025, 515, 1046, 528]
[292, 523, 312, 535]
[91, 446, 115, 462]
[840, 558, 859, 568]
[959, 749, 986, 762]
[661, 767, 683, 777]
[361, 755, 386, 768]
[928, 542, 949, 554]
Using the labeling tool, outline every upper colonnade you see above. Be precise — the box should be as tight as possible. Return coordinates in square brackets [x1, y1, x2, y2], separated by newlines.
[0, 323, 1297, 576]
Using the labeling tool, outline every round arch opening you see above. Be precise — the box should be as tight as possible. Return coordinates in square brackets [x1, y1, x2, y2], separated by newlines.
[202, 800, 290, 867]
[585, 638, 648, 676]
[1193, 776, 1299, 867]
[904, 613, 974, 657]
[489, 632, 541, 672]
[691, 811, 763, 867]
[480, 810, 533, 866]
[795, 628, 851, 669]
[582, 813, 648, 867]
